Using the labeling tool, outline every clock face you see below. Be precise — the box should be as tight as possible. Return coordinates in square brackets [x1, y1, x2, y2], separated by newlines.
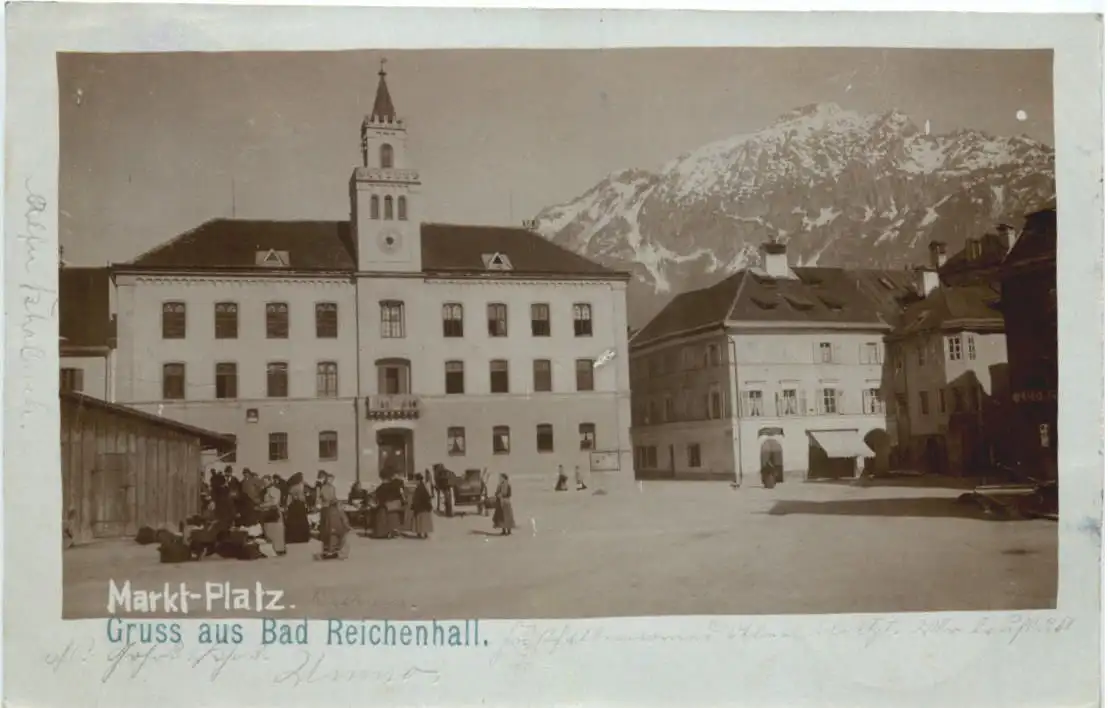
[378, 230, 403, 254]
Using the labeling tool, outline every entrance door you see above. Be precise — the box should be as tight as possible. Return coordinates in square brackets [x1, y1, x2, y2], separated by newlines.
[92, 452, 131, 538]
[760, 438, 784, 481]
[377, 431, 410, 479]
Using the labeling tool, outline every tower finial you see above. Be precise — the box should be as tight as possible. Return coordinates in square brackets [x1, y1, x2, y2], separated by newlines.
[379, 56, 387, 77]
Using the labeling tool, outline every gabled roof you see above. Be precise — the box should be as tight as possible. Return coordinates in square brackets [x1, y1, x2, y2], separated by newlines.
[939, 230, 1012, 279]
[61, 391, 234, 451]
[59, 267, 113, 350]
[633, 267, 920, 347]
[117, 219, 626, 279]
[889, 283, 1004, 339]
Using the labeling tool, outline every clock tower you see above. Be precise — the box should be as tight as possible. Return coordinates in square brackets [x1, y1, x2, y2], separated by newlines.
[351, 60, 422, 272]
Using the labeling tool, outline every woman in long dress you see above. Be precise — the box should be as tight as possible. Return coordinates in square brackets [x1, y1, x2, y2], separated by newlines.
[316, 471, 351, 560]
[411, 473, 434, 539]
[283, 472, 311, 544]
[258, 476, 287, 556]
[492, 473, 516, 536]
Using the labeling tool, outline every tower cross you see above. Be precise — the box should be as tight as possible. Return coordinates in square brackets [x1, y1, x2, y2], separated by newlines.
[379, 57, 388, 75]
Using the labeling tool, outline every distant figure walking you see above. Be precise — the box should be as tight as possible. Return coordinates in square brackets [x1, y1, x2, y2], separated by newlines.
[316, 471, 351, 560]
[493, 473, 516, 536]
[575, 465, 587, 491]
[411, 473, 434, 539]
[555, 464, 569, 492]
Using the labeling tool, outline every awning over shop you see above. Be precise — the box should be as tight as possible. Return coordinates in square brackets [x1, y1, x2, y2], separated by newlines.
[807, 430, 873, 459]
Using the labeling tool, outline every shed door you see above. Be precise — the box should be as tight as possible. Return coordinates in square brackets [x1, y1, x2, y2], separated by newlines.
[92, 452, 131, 538]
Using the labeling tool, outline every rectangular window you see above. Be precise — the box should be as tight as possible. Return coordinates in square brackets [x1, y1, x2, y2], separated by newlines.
[162, 302, 186, 339]
[447, 426, 466, 456]
[709, 388, 723, 419]
[267, 362, 289, 398]
[938, 389, 947, 413]
[492, 425, 511, 454]
[575, 359, 595, 391]
[919, 391, 930, 415]
[318, 430, 338, 461]
[380, 301, 405, 339]
[573, 303, 593, 337]
[917, 345, 926, 366]
[316, 302, 338, 338]
[531, 303, 551, 336]
[266, 302, 289, 339]
[862, 342, 882, 365]
[442, 303, 464, 337]
[706, 344, 721, 367]
[777, 388, 802, 416]
[953, 388, 965, 412]
[215, 362, 238, 399]
[820, 387, 841, 414]
[445, 361, 465, 394]
[379, 363, 409, 395]
[316, 361, 339, 397]
[863, 388, 884, 415]
[966, 334, 977, 361]
[489, 359, 510, 393]
[536, 423, 554, 453]
[663, 396, 675, 422]
[487, 303, 508, 337]
[946, 335, 963, 361]
[817, 341, 833, 363]
[268, 433, 288, 462]
[162, 363, 185, 400]
[579, 423, 596, 451]
[741, 390, 764, 417]
[60, 367, 84, 393]
[533, 359, 552, 392]
[687, 443, 702, 468]
[214, 302, 238, 339]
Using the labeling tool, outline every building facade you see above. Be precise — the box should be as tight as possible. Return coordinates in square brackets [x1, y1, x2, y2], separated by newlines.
[885, 273, 1008, 476]
[997, 207, 1057, 481]
[109, 67, 632, 490]
[630, 241, 917, 483]
[60, 266, 116, 400]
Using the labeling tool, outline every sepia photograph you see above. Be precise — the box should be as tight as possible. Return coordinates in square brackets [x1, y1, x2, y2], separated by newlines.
[57, 46, 1059, 620]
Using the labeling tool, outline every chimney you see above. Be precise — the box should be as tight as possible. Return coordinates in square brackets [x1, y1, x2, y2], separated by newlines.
[760, 239, 789, 278]
[917, 267, 940, 297]
[927, 240, 947, 269]
[996, 223, 1018, 253]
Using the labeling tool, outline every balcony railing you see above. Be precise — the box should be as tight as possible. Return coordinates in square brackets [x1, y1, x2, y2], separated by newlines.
[365, 394, 420, 421]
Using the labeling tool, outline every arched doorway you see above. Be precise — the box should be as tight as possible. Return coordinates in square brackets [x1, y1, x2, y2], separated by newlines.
[863, 429, 891, 475]
[760, 438, 784, 484]
[376, 427, 414, 480]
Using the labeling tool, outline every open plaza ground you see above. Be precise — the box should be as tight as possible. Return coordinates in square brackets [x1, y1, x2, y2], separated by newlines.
[63, 475, 1057, 619]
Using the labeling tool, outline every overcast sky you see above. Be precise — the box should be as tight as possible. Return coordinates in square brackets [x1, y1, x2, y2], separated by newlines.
[58, 48, 1053, 265]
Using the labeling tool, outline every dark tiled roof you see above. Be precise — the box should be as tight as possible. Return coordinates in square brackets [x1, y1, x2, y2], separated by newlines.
[939, 230, 1011, 279]
[1004, 208, 1056, 266]
[120, 219, 624, 278]
[633, 267, 920, 347]
[421, 223, 626, 277]
[890, 284, 1004, 338]
[371, 69, 397, 123]
[59, 267, 113, 349]
[124, 219, 357, 271]
[61, 391, 234, 451]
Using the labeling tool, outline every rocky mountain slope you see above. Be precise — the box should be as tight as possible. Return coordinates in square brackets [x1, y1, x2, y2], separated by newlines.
[532, 102, 1055, 327]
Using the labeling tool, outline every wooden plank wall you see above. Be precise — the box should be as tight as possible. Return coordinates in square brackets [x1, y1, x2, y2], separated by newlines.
[61, 399, 204, 543]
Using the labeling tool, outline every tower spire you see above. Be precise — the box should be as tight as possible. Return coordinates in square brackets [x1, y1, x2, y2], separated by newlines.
[371, 57, 397, 123]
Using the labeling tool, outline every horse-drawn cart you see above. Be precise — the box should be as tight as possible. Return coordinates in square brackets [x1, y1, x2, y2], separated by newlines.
[432, 465, 490, 517]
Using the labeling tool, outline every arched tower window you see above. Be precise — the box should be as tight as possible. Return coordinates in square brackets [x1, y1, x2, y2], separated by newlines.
[397, 196, 408, 221]
[384, 195, 394, 220]
[370, 195, 380, 220]
[380, 143, 394, 169]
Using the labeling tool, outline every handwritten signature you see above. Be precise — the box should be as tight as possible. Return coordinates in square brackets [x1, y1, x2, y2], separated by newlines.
[15, 178, 55, 430]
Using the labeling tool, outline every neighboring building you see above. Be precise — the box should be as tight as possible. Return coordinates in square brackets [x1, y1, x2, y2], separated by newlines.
[59, 266, 116, 400]
[110, 66, 632, 489]
[997, 206, 1057, 481]
[61, 391, 233, 543]
[885, 272, 1008, 476]
[629, 239, 917, 483]
[936, 223, 1021, 287]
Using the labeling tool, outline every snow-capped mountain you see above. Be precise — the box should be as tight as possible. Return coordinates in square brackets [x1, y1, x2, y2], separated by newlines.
[532, 102, 1055, 327]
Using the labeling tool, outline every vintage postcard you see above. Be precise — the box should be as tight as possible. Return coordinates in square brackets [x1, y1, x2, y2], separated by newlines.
[4, 4, 1103, 707]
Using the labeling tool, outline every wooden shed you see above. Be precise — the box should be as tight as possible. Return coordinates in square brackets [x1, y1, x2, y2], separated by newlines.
[61, 391, 234, 543]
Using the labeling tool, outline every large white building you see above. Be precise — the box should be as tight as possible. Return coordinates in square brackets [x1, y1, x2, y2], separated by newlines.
[108, 66, 633, 489]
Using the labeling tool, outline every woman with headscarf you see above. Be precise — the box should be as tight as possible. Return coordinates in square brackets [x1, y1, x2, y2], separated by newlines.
[492, 473, 516, 536]
[258, 475, 287, 556]
[284, 472, 311, 544]
[371, 474, 399, 539]
[211, 468, 235, 529]
[411, 473, 434, 539]
[316, 471, 351, 560]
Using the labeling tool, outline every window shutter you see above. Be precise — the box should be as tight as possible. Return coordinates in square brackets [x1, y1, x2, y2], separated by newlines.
[858, 343, 865, 364]
[812, 342, 820, 363]
[836, 389, 845, 414]
[833, 343, 843, 363]
[799, 389, 808, 415]
[775, 392, 782, 417]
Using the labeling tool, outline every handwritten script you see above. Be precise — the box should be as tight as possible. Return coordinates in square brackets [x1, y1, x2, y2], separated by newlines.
[15, 178, 56, 429]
